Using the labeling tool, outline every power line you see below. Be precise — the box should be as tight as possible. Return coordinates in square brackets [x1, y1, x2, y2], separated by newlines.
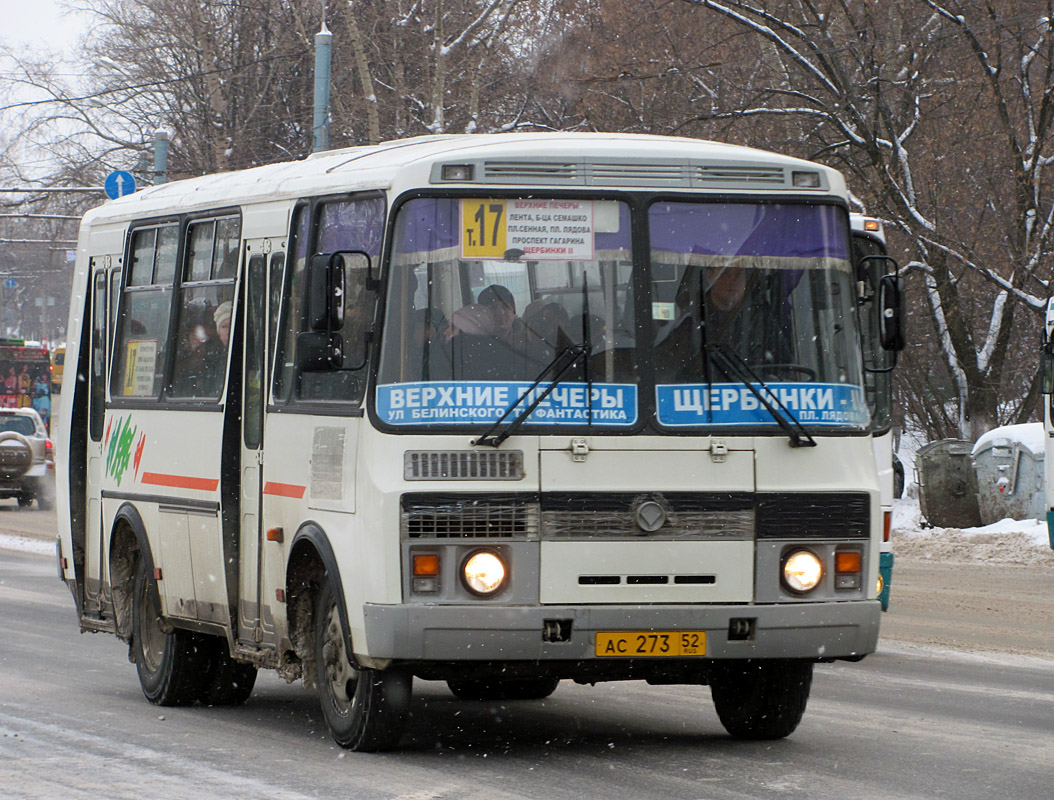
[0, 213, 81, 220]
[0, 187, 102, 193]
[0, 239, 78, 244]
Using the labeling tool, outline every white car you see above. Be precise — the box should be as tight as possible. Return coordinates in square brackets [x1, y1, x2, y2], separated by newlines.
[0, 408, 55, 509]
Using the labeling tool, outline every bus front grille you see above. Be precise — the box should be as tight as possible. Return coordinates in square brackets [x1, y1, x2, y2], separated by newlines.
[401, 493, 539, 539]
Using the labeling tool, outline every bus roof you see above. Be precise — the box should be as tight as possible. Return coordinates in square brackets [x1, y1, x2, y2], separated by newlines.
[82, 133, 848, 227]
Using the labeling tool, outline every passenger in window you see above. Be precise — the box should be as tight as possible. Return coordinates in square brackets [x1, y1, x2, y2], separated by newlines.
[171, 307, 218, 396]
[213, 301, 232, 347]
[477, 284, 523, 340]
[199, 301, 232, 393]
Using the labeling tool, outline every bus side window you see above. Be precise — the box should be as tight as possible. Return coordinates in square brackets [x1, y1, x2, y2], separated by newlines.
[273, 205, 310, 403]
[167, 216, 240, 399]
[298, 195, 383, 403]
[274, 195, 384, 405]
[112, 225, 178, 399]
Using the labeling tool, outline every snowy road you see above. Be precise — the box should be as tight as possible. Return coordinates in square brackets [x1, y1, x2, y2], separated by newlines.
[2, 547, 1052, 800]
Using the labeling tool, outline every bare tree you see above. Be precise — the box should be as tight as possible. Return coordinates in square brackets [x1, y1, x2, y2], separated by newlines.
[652, 0, 1054, 440]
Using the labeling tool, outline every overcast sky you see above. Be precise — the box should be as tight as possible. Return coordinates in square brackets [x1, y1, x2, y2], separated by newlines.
[0, 0, 91, 57]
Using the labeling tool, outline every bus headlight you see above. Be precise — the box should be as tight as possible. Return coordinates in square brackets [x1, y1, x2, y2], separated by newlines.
[782, 549, 823, 594]
[461, 550, 507, 596]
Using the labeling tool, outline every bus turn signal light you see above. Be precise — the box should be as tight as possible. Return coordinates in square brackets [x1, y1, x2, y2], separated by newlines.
[413, 553, 440, 576]
[834, 550, 862, 590]
[835, 552, 862, 573]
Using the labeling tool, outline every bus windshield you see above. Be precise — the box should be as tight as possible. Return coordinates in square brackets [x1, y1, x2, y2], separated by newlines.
[650, 201, 868, 429]
[376, 196, 868, 433]
[377, 197, 637, 429]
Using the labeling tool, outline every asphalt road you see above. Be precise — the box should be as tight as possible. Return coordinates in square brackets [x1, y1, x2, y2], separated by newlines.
[2, 533, 1052, 800]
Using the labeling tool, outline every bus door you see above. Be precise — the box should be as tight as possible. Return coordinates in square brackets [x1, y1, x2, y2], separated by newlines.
[237, 244, 283, 647]
[84, 258, 120, 617]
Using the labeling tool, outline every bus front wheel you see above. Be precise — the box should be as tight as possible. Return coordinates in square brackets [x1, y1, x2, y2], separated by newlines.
[314, 581, 411, 751]
[710, 660, 813, 740]
[131, 558, 210, 706]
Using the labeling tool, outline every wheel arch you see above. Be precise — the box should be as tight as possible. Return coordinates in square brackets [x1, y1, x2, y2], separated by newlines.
[286, 521, 348, 687]
[108, 502, 156, 641]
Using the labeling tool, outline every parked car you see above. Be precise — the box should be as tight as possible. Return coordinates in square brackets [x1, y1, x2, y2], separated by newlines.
[0, 408, 55, 509]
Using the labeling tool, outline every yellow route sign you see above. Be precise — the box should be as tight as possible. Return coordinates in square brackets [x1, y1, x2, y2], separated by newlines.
[460, 199, 507, 259]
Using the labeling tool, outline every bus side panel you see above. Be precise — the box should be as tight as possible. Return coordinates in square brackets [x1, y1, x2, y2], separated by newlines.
[104, 408, 229, 625]
[261, 412, 368, 652]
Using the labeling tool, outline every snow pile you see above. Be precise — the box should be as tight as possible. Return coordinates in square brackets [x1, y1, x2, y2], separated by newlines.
[971, 422, 1045, 457]
[892, 494, 1054, 567]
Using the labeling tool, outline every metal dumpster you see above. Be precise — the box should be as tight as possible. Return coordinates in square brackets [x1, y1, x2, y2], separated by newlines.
[972, 423, 1045, 525]
[914, 439, 982, 528]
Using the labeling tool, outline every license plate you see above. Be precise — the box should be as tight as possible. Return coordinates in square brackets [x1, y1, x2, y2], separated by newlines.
[595, 631, 707, 657]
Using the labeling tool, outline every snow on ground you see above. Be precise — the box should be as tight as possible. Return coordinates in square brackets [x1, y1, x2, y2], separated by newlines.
[892, 492, 1054, 567]
[0, 532, 54, 556]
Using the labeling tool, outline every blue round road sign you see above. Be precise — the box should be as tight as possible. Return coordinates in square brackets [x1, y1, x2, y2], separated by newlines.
[104, 170, 137, 200]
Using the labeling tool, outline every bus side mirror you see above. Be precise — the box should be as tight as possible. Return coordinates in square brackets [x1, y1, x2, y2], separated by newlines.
[299, 251, 374, 372]
[306, 253, 346, 332]
[878, 274, 905, 352]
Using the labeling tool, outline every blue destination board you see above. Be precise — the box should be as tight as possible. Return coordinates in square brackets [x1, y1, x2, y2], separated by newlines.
[377, 381, 638, 427]
[656, 382, 869, 427]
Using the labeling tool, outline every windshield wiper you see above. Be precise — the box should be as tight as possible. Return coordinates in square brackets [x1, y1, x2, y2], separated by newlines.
[472, 342, 591, 448]
[706, 343, 817, 448]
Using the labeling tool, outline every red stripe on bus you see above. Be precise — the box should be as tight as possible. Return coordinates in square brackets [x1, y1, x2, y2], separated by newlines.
[140, 472, 220, 491]
[263, 482, 306, 499]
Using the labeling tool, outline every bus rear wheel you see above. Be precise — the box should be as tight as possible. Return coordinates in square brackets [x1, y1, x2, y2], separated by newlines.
[131, 558, 210, 706]
[447, 676, 560, 701]
[710, 660, 813, 740]
[314, 580, 411, 751]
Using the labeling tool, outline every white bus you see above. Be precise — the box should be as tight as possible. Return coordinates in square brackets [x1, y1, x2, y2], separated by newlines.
[1042, 298, 1054, 550]
[57, 133, 904, 750]
[851, 215, 899, 609]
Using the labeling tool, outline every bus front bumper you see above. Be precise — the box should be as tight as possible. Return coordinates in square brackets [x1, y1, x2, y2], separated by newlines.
[362, 600, 881, 662]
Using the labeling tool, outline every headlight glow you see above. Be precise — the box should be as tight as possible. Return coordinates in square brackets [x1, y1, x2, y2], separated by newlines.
[462, 551, 507, 596]
[783, 549, 823, 593]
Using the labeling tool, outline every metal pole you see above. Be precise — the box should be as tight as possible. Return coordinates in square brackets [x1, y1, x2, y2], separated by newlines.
[313, 21, 332, 153]
[153, 129, 169, 185]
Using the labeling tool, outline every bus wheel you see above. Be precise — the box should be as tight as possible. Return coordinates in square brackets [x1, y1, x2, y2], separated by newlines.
[710, 660, 812, 740]
[131, 558, 210, 706]
[314, 581, 411, 751]
[199, 638, 257, 706]
[447, 677, 560, 701]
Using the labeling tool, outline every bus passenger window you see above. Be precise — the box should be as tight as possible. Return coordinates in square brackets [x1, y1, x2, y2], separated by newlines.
[112, 224, 179, 398]
[167, 215, 240, 400]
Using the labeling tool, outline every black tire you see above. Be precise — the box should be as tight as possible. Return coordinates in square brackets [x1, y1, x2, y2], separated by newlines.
[16, 493, 33, 508]
[199, 638, 258, 706]
[315, 580, 411, 751]
[447, 676, 561, 701]
[710, 660, 813, 740]
[131, 557, 211, 706]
